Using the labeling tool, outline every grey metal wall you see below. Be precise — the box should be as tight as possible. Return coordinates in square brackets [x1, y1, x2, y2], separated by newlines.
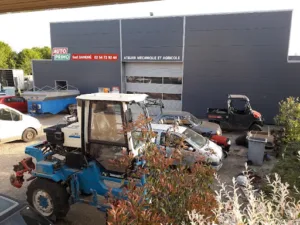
[121, 17, 184, 62]
[33, 20, 121, 93]
[183, 10, 300, 124]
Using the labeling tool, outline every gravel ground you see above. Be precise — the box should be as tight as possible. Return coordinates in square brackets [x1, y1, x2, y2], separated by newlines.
[0, 114, 276, 224]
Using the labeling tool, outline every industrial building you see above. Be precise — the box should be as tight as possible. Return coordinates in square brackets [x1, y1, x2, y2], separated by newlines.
[32, 10, 300, 124]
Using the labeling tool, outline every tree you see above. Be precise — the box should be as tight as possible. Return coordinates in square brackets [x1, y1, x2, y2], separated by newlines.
[17, 48, 42, 75]
[32, 46, 51, 59]
[0, 41, 13, 69]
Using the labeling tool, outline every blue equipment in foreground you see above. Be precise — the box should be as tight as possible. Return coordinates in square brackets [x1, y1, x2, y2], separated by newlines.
[10, 93, 150, 222]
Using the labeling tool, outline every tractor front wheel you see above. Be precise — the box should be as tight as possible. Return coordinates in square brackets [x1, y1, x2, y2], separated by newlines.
[26, 178, 70, 221]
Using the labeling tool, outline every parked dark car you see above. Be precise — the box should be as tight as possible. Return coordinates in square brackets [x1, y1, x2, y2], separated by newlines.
[152, 111, 231, 153]
[207, 94, 264, 131]
[0, 194, 51, 225]
[0, 96, 28, 113]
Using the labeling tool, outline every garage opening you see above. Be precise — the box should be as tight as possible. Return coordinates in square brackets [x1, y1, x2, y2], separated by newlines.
[124, 62, 183, 115]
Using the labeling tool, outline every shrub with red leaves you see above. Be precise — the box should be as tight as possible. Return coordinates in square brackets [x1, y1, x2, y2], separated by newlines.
[106, 114, 217, 225]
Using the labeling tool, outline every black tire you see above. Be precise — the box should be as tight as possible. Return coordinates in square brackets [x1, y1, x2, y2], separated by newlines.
[22, 128, 37, 142]
[26, 178, 70, 221]
[249, 124, 263, 131]
[235, 133, 248, 147]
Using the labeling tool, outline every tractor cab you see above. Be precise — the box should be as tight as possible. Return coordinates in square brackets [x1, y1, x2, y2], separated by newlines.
[75, 93, 151, 174]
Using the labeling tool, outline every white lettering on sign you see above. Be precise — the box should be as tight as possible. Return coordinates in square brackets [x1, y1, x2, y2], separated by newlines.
[52, 47, 68, 56]
[123, 56, 181, 61]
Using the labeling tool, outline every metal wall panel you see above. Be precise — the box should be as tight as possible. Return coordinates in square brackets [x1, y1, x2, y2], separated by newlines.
[183, 10, 300, 124]
[33, 20, 121, 93]
[122, 17, 184, 62]
[32, 60, 121, 94]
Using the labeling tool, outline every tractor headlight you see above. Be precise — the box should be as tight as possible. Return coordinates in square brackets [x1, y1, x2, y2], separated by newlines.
[227, 139, 231, 145]
[37, 104, 42, 109]
[216, 130, 222, 135]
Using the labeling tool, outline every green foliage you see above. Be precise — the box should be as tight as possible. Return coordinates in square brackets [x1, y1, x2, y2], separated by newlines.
[32, 46, 51, 59]
[0, 41, 14, 68]
[0, 41, 51, 75]
[17, 48, 42, 75]
[271, 142, 300, 200]
[274, 97, 300, 142]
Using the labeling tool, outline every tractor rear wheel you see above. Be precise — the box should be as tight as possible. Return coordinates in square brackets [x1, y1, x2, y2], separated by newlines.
[26, 178, 70, 222]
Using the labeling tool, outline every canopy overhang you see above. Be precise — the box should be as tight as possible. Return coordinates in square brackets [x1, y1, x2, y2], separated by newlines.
[0, 0, 157, 14]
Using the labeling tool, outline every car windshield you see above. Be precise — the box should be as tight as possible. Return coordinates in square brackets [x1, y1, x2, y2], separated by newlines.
[189, 114, 202, 125]
[182, 128, 207, 148]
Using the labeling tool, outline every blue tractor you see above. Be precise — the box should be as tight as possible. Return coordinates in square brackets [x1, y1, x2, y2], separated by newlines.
[10, 93, 150, 221]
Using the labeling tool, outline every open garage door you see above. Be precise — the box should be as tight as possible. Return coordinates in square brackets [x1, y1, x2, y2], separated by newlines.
[125, 62, 183, 115]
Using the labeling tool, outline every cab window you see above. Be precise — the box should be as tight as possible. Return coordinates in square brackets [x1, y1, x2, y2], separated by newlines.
[90, 101, 126, 144]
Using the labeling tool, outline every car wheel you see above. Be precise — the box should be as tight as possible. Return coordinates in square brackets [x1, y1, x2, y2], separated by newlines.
[249, 124, 263, 131]
[26, 178, 70, 222]
[22, 128, 37, 142]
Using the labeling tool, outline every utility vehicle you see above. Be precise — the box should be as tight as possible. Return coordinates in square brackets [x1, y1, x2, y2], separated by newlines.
[207, 94, 264, 131]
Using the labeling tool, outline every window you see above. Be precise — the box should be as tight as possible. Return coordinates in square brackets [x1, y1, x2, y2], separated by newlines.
[163, 77, 182, 85]
[145, 92, 162, 99]
[178, 116, 191, 126]
[55, 80, 67, 90]
[4, 98, 12, 103]
[90, 101, 126, 144]
[11, 97, 25, 103]
[11, 110, 21, 121]
[160, 115, 177, 124]
[89, 143, 127, 173]
[0, 108, 12, 121]
[160, 132, 166, 145]
[132, 130, 146, 149]
[126, 76, 162, 84]
[163, 94, 182, 101]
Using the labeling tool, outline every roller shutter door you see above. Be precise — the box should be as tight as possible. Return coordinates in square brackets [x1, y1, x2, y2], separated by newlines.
[125, 62, 183, 115]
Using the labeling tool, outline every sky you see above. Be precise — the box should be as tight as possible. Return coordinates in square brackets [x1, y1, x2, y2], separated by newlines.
[0, 0, 299, 55]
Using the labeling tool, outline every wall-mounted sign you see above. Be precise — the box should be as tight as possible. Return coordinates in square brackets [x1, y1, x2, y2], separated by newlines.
[71, 54, 118, 61]
[54, 54, 71, 61]
[123, 55, 181, 61]
[51, 47, 119, 62]
[52, 47, 68, 56]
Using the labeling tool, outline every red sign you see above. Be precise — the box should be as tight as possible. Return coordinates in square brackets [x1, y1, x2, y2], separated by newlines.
[52, 47, 68, 56]
[71, 54, 118, 61]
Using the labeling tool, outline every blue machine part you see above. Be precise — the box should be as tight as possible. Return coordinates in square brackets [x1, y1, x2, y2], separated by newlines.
[27, 97, 76, 115]
[25, 143, 146, 211]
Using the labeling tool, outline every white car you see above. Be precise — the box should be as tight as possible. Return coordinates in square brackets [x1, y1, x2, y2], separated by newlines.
[151, 123, 224, 170]
[0, 104, 42, 144]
